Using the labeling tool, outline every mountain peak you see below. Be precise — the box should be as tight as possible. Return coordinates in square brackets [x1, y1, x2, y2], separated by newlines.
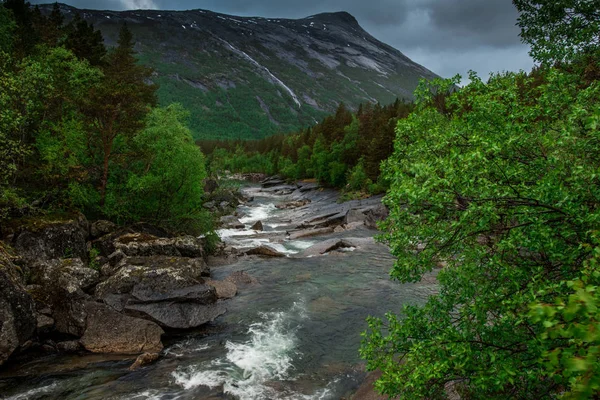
[304, 11, 359, 26]
[38, 3, 438, 140]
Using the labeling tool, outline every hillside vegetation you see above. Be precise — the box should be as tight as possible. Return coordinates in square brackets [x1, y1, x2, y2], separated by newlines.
[37, 4, 438, 140]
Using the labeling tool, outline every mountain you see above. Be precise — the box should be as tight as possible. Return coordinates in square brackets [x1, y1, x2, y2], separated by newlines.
[43, 4, 439, 140]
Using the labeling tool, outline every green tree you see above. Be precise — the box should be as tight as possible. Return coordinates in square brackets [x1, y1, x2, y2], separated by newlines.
[85, 23, 156, 206]
[514, 0, 600, 63]
[113, 104, 209, 233]
[361, 68, 600, 398]
[64, 13, 106, 66]
[0, 6, 15, 53]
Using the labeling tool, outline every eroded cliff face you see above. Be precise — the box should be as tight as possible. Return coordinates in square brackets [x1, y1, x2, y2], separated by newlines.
[41, 4, 438, 140]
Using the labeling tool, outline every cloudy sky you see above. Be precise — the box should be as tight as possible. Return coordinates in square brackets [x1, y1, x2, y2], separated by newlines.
[32, 0, 535, 81]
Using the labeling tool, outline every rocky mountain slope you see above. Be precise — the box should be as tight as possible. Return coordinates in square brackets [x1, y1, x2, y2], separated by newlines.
[43, 4, 439, 140]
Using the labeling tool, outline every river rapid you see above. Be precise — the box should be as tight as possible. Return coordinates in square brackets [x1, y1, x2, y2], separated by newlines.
[1, 183, 437, 400]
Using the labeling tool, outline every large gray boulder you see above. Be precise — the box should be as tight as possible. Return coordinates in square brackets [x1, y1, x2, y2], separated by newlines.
[80, 301, 163, 354]
[95, 256, 209, 300]
[95, 256, 223, 329]
[26, 258, 100, 337]
[9, 214, 89, 262]
[124, 284, 226, 330]
[29, 258, 99, 294]
[0, 250, 36, 366]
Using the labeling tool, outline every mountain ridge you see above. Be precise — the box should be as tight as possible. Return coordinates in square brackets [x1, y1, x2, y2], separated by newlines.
[41, 3, 439, 139]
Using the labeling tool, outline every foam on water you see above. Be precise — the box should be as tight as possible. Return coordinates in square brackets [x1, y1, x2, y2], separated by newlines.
[240, 203, 277, 225]
[5, 383, 58, 400]
[217, 229, 259, 238]
[173, 301, 331, 399]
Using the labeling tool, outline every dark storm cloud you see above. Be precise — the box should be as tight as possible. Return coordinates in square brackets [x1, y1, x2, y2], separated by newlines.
[31, 0, 534, 79]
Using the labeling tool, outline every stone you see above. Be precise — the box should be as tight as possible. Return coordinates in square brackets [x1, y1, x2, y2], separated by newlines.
[251, 220, 263, 231]
[90, 220, 118, 239]
[95, 256, 209, 300]
[80, 301, 163, 354]
[125, 300, 226, 330]
[30, 258, 99, 294]
[244, 245, 286, 258]
[351, 370, 387, 400]
[225, 271, 258, 287]
[219, 215, 245, 229]
[363, 204, 389, 229]
[203, 201, 217, 210]
[0, 254, 36, 366]
[288, 227, 335, 240]
[344, 209, 366, 225]
[129, 352, 160, 371]
[36, 314, 54, 334]
[10, 213, 89, 262]
[203, 178, 219, 194]
[56, 340, 82, 353]
[205, 279, 237, 299]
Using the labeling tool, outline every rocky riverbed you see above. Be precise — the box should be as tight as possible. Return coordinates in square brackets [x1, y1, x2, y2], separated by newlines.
[0, 177, 437, 399]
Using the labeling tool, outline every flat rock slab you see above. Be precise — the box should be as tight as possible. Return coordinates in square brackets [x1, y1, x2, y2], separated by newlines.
[125, 302, 226, 330]
[288, 227, 335, 240]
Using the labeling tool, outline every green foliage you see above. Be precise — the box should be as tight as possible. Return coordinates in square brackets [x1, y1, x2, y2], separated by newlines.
[202, 100, 413, 191]
[361, 66, 600, 398]
[88, 247, 100, 270]
[0, 6, 15, 53]
[514, 0, 600, 63]
[106, 104, 210, 234]
[0, 2, 211, 236]
[530, 242, 600, 399]
[346, 159, 371, 192]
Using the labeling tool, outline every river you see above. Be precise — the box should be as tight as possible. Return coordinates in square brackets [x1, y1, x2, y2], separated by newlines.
[1, 183, 436, 400]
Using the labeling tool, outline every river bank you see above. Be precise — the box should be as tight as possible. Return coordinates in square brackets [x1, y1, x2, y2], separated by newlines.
[1, 177, 438, 399]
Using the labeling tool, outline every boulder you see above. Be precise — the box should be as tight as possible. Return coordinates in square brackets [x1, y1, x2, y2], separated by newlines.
[113, 233, 204, 258]
[225, 271, 258, 287]
[363, 204, 389, 229]
[344, 209, 366, 225]
[95, 256, 222, 329]
[36, 314, 54, 334]
[95, 256, 209, 301]
[203, 201, 217, 210]
[0, 253, 36, 366]
[251, 220, 264, 231]
[90, 220, 118, 239]
[9, 213, 89, 262]
[56, 340, 82, 353]
[129, 352, 160, 371]
[125, 294, 226, 330]
[244, 245, 286, 258]
[205, 279, 237, 299]
[92, 224, 173, 257]
[80, 301, 163, 354]
[203, 178, 219, 194]
[219, 216, 245, 229]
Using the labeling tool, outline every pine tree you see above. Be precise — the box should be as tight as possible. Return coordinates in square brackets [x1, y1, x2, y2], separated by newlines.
[84, 23, 156, 206]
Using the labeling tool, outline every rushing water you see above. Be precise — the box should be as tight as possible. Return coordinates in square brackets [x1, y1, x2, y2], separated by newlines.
[0, 185, 436, 400]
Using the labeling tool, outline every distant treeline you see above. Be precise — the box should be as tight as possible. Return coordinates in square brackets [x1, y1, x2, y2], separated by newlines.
[199, 99, 414, 194]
